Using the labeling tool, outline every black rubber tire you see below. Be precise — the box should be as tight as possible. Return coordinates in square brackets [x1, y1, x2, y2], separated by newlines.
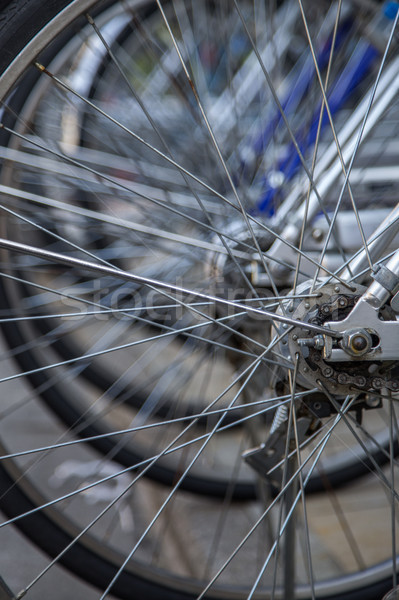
[0, 2, 396, 599]
[0, 450, 394, 600]
[0, 0, 395, 503]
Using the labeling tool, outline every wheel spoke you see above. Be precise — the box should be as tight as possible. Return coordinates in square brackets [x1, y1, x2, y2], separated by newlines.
[0, 2, 399, 599]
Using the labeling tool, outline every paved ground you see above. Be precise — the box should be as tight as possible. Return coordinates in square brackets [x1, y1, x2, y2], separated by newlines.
[0, 332, 117, 600]
[0, 516, 103, 599]
[0, 335, 395, 600]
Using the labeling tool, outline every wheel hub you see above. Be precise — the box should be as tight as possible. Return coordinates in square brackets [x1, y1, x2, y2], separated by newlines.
[282, 281, 399, 396]
[205, 220, 275, 292]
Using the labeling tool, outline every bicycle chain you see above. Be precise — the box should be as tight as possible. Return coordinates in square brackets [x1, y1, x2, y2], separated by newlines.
[288, 285, 399, 395]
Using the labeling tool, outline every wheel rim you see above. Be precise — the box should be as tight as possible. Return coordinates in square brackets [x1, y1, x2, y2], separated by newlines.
[0, 1, 399, 599]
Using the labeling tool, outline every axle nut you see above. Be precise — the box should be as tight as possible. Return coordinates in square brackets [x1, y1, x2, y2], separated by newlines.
[342, 329, 373, 357]
[351, 335, 368, 352]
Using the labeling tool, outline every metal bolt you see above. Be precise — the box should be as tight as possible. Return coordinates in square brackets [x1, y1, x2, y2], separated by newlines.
[292, 334, 298, 341]
[297, 335, 324, 349]
[338, 297, 348, 307]
[351, 334, 369, 353]
[334, 286, 340, 293]
[314, 335, 325, 349]
[342, 329, 372, 357]
[312, 228, 324, 242]
[365, 394, 380, 408]
[322, 367, 333, 377]
[304, 302, 310, 309]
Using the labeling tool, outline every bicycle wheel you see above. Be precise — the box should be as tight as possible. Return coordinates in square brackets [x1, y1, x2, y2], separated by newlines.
[0, 0, 396, 499]
[0, 0, 399, 599]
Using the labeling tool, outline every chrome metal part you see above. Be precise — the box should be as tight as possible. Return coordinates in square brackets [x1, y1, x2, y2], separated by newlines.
[372, 264, 399, 295]
[267, 57, 399, 279]
[326, 251, 399, 362]
[270, 404, 289, 435]
[326, 298, 399, 362]
[391, 289, 399, 312]
[341, 203, 399, 281]
[286, 280, 399, 394]
[297, 335, 325, 350]
[341, 329, 373, 357]
[364, 251, 399, 309]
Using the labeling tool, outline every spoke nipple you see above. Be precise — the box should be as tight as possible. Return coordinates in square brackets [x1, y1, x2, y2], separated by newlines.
[86, 13, 95, 24]
[35, 62, 52, 77]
